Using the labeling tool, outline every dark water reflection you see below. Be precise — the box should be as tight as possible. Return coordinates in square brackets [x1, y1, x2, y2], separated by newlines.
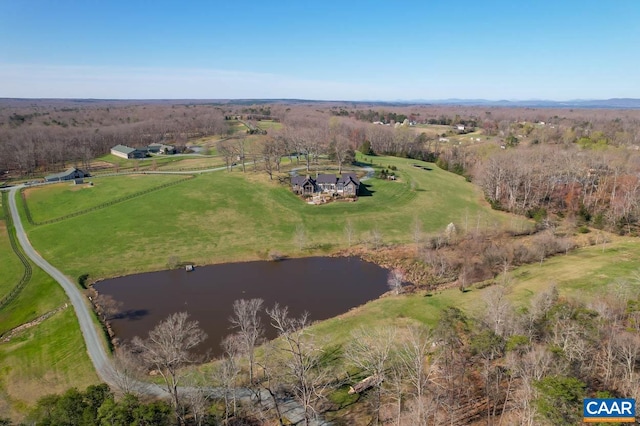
[94, 257, 389, 357]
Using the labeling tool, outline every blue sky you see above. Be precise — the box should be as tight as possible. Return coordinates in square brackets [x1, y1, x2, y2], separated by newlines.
[1, 0, 639, 100]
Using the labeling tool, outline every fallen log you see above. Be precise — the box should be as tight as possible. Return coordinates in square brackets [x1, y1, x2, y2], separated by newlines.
[348, 375, 382, 394]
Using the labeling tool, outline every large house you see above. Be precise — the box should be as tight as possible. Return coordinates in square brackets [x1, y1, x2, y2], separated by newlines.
[110, 144, 147, 159]
[44, 167, 89, 182]
[292, 173, 360, 197]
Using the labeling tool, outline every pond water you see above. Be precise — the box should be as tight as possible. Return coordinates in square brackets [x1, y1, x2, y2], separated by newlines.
[94, 257, 389, 357]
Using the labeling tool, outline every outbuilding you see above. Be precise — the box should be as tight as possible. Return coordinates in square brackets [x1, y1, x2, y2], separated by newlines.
[44, 167, 89, 182]
[110, 144, 147, 159]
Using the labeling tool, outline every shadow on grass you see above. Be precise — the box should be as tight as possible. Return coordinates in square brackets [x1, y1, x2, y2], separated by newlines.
[352, 160, 374, 168]
[358, 183, 375, 197]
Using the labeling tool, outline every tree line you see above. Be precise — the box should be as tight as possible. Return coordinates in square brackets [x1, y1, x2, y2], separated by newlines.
[15, 279, 639, 425]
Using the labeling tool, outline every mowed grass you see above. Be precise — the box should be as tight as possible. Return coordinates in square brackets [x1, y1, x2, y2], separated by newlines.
[0, 216, 24, 301]
[0, 308, 98, 420]
[155, 156, 225, 171]
[24, 155, 526, 280]
[23, 174, 187, 223]
[309, 238, 640, 347]
[0, 265, 69, 335]
[0, 199, 98, 420]
[256, 120, 283, 130]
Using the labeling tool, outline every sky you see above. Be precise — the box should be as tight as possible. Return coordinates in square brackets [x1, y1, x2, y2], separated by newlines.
[1, 0, 639, 101]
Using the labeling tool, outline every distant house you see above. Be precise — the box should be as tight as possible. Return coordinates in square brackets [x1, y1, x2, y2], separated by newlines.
[147, 143, 176, 155]
[457, 125, 466, 131]
[110, 144, 147, 159]
[291, 173, 360, 197]
[45, 167, 89, 182]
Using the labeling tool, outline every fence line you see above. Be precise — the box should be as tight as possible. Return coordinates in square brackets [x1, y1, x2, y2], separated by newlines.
[0, 192, 33, 310]
[22, 175, 195, 226]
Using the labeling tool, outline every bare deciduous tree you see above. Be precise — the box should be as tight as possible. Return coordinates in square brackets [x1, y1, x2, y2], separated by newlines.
[212, 334, 242, 424]
[387, 269, 404, 295]
[346, 326, 397, 425]
[229, 298, 264, 384]
[483, 285, 513, 337]
[344, 219, 356, 247]
[132, 312, 207, 425]
[412, 217, 423, 247]
[108, 345, 149, 396]
[266, 304, 330, 426]
[294, 224, 307, 251]
[399, 325, 435, 425]
[94, 293, 123, 321]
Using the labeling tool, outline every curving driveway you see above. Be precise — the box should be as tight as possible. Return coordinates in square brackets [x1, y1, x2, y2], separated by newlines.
[5, 181, 331, 424]
[8, 186, 120, 385]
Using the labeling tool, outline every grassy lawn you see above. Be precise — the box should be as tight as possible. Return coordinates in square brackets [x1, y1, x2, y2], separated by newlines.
[23, 174, 188, 223]
[308, 238, 640, 348]
[0, 207, 24, 301]
[0, 264, 70, 335]
[0, 192, 98, 420]
[256, 120, 283, 130]
[0, 308, 98, 421]
[155, 156, 225, 171]
[23, 155, 526, 281]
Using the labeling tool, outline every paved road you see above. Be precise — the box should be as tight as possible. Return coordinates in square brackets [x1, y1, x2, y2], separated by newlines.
[7, 187, 122, 386]
[5, 182, 331, 425]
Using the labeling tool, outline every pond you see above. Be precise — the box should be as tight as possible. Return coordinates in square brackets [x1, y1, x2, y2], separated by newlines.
[94, 256, 390, 357]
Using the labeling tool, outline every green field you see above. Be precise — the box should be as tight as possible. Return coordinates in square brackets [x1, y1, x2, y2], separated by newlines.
[0, 195, 98, 421]
[22, 155, 525, 280]
[23, 174, 188, 223]
[0, 204, 23, 301]
[308, 238, 640, 347]
[3, 153, 640, 421]
[0, 307, 98, 420]
[256, 120, 283, 130]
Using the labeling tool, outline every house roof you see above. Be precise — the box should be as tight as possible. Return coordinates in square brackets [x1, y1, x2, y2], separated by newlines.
[45, 167, 82, 180]
[316, 174, 337, 184]
[291, 176, 315, 186]
[339, 173, 360, 185]
[111, 144, 138, 155]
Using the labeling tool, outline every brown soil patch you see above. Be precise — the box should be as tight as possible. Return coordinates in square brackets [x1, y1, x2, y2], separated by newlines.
[88, 160, 115, 170]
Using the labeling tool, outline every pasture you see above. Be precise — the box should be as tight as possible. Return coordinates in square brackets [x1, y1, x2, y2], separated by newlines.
[0, 206, 23, 301]
[23, 174, 188, 223]
[21, 155, 526, 280]
[0, 196, 98, 421]
[303, 238, 640, 350]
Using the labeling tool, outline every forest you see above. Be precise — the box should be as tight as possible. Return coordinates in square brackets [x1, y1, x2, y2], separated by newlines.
[2, 99, 640, 234]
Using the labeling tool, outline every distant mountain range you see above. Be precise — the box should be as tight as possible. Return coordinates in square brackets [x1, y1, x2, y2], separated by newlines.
[397, 98, 640, 109]
[2, 98, 640, 109]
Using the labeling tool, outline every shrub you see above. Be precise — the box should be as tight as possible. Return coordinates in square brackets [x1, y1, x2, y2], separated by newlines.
[78, 273, 89, 289]
[577, 225, 590, 234]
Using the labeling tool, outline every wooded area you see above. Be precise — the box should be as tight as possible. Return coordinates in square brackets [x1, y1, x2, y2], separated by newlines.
[3, 99, 640, 234]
